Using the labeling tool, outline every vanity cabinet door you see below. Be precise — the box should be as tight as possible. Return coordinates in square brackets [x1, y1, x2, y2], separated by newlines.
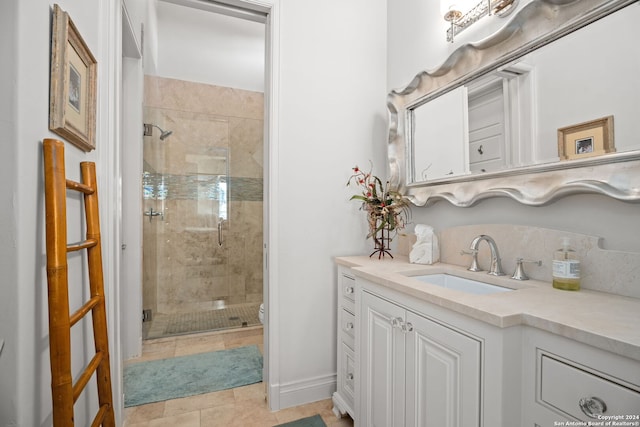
[361, 291, 406, 427]
[405, 311, 482, 427]
[361, 291, 482, 427]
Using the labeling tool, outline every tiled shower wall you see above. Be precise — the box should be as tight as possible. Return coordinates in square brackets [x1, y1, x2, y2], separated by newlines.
[143, 75, 263, 315]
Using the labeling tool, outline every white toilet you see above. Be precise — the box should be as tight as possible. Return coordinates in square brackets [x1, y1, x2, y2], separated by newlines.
[258, 303, 264, 324]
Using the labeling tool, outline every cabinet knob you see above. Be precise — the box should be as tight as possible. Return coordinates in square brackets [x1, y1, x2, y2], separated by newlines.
[402, 322, 414, 333]
[345, 286, 354, 294]
[346, 373, 354, 381]
[345, 322, 354, 330]
[579, 396, 607, 419]
[391, 317, 403, 328]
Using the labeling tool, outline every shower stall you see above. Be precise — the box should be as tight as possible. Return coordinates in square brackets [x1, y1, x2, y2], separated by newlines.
[142, 75, 264, 339]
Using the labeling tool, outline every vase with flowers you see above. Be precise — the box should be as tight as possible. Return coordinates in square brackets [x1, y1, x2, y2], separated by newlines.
[347, 163, 410, 258]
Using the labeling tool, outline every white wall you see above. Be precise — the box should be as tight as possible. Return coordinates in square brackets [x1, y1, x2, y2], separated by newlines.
[0, 1, 19, 423]
[155, 1, 265, 91]
[123, 0, 147, 37]
[273, 0, 388, 407]
[387, 1, 640, 253]
[9, 2, 75, 424]
[387, 0, 535, 91]
[145, 0, 160, 75]
[0, 0, 124, 425]
[387, 0, 438, 92]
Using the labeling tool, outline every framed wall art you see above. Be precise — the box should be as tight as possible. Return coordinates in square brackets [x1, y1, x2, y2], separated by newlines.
[49, 4, 97, 152]
[558, 116, 615, 161]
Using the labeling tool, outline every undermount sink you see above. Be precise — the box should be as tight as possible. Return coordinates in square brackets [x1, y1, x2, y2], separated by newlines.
[410, 273, 513, 295]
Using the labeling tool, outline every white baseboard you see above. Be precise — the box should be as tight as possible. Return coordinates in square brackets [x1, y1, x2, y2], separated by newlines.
[270, 373, 337, 410]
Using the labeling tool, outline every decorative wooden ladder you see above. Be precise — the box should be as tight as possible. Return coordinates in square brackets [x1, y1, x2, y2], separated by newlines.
[43, 138, 116, 427]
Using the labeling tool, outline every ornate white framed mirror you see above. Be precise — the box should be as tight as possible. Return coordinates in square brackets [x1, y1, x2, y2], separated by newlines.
[388, 0, 640, 206]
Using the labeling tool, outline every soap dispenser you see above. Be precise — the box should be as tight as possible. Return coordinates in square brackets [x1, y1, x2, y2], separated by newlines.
[552, 237, 581, 291]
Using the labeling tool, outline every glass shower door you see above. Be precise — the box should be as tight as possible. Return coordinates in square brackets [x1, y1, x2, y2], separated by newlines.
[142, 80, 265, 339]
[142, 113, 232, 338]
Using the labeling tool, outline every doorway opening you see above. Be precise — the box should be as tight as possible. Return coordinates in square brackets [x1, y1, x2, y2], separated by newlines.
[141, 1, 268, 340]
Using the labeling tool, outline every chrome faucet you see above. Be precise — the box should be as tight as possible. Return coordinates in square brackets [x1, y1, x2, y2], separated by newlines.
[463, 235, 505, 276]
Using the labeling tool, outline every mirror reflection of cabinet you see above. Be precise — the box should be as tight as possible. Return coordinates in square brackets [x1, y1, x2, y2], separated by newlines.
[411, 63, 535, 181]
[468, 79, 507, 174]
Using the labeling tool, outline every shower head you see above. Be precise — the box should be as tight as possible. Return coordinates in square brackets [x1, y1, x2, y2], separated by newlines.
[159, 129, 173, 140]
[143, 123, 173, 141]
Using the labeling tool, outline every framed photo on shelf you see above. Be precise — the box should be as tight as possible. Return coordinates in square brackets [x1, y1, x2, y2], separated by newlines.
[49, 4, 97, 152]
[557, 116, 615, 161]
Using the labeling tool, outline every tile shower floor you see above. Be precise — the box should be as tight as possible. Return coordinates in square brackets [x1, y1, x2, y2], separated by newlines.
[144, 303, 262, 339]
[125, 327, 354, 427]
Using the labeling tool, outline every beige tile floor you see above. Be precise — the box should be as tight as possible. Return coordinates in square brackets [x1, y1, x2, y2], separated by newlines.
[124, 326, 354, 427]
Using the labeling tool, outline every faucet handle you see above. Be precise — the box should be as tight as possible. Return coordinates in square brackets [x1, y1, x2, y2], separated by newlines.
[460, 249, 482, 272]
[511, 258, 542, 281]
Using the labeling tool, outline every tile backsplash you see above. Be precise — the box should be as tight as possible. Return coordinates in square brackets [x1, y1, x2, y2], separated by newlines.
[402, 224, 640, 299]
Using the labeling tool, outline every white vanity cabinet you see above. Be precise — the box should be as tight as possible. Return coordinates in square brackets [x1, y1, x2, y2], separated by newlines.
[332, 266, 356, 419]
[360, 290, 481, 427]
[334, 255, 640, 427]
[356, 277, 522, 427]
[522, 327, 640, 426]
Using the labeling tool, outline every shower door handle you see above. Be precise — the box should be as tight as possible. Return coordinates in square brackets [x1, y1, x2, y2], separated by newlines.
[218, 221, 224, 246]
[144, 208, 163, 222]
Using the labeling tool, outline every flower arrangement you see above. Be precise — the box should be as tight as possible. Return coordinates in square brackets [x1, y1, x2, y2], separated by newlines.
[347, 163, 410, 257]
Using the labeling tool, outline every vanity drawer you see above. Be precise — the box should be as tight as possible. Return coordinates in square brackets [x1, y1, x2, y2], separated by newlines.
[339, 308, 355, 345]
[338, 341, 356, 412]
[340, 273, 356, 311]
[540, 354, 640, 420]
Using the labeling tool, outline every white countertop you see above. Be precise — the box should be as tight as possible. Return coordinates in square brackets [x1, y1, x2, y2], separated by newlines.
[336, 255, 640, 362]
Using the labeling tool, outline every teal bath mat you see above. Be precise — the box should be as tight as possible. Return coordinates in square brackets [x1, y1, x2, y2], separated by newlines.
[275, 415, 327, 427]
[124, 345, 263, 407]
